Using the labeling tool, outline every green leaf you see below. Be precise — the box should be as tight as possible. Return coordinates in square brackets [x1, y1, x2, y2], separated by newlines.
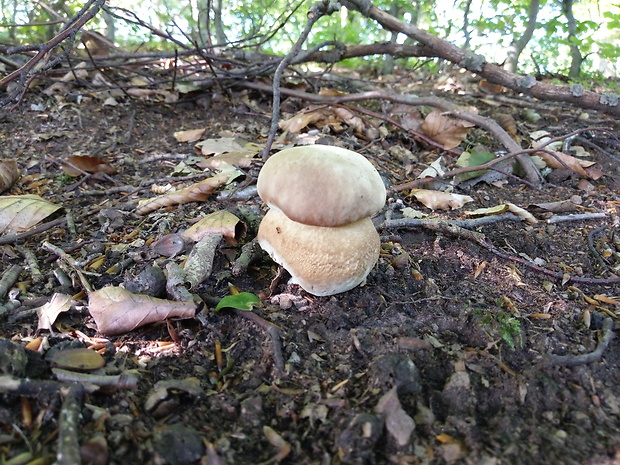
[215, 292, 261, 312]
[455, 149, 496, 182]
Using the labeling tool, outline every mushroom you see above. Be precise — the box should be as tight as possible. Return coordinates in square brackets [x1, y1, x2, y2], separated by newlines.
[256, 145, 386, 296]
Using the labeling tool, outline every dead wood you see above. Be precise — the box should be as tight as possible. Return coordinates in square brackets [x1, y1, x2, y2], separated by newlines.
[339, 0, 620, 117]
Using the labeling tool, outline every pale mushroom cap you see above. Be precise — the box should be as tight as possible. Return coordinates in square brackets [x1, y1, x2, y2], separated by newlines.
[257, 209, 381, 296]
[257, 145, 386, 227]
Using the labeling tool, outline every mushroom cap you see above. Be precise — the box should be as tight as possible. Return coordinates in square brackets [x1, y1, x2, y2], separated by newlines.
[257, 208, 380, 296]
[257, 145, 386, 227]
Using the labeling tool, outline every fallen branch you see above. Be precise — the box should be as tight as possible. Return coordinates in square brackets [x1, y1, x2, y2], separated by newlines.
[338, 0, 620, 117]
[546, 317, 615, 366]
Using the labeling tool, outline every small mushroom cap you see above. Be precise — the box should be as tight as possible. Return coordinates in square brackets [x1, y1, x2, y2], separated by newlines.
[257, 145, 386, 227]
[257, 208, 380, 296]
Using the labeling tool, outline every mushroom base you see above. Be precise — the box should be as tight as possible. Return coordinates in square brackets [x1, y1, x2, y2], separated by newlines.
[257, 209, 381, 296]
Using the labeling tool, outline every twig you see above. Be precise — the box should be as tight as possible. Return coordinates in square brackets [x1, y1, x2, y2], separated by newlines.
[52, 368, 140, 389]
[0, 216, 67, 245]
[232, 309, 285, 373]
[261, 0, 337, 160]
[383, 212, 524, 230]
[546, 317, 615, 366]
[548, 213, 607, 224]
[42, 241, 95, 292]
[0, 265, 23, 300]
[15, 245, 43, 284]
[56, 384, 84, 465]
[0, 0, 105, 106]
[385, 216, 620, 285]
[586, 226, 610, 272]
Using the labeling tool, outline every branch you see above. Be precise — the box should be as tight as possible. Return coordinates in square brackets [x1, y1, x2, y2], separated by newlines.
[339, 0, 620, 116]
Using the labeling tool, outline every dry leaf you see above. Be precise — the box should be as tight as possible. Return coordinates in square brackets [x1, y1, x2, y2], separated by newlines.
[410, 189, 474, 210]
[505, 203, 538, 223]
[0, 194, 63, 235]
[36, 293, 72, 330]
[535, 150, 598, 178]
[375, 387, 415, 448]
[420, 109, 475, 150]
[197, 151, 257, 170]
[88, 287, 196, 335]
[0, 159, 20, 193]
[279, 108, 330, 133]
[46, 348, 105, 371]
[183, 210, 241, 242]
[136, 173, 229, 215]
[195, 137, 247, 156]
[174, 128, 206, 143]
[466, 205, 509, 217]
[61, 155, 117, 176]
[263, 426, 291, 462]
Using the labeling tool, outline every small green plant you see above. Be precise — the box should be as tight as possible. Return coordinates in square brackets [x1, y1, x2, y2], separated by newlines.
[475, 304, 523, 349]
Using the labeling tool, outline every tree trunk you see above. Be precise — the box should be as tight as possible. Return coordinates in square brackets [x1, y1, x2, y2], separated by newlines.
[562, 0, 582, 79]
[504, 0, 540, 73]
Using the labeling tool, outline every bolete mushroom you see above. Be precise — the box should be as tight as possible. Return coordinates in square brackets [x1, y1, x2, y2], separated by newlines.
[257, 145, 386, 296]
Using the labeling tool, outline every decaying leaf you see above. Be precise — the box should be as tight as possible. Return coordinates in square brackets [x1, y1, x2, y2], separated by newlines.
[535, 150, 600, 179]
[61, 155, 118, 176]
[263, 426, 291, 462]
[505, 202, 538, 223]
[0, 194, 63, 235]
[466, 204, 509, 217]
[279, 108, 331, 133]
[136, 173, 229, 215]
[420, 109, 475, 150]
[0, 160, 20, 193]
[410, 189, 474, 210]
[528, 196, 582, 213]
[183, 210, 241, 242]
[417, 157, 446, 179]
[375, 386, 415, 448]
[196, 137, 249, 156]
[46, 348, 105, 371]
[88, 286, 196, 335]
[36, 293, 72, 330]
[174, 128, 206, 143]
[197, 151, 257, 170]
[183, 234, 223, 288]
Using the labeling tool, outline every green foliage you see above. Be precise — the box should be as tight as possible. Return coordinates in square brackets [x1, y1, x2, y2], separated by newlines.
[475, 305, 523, 350]
[214, 292, 261, 312]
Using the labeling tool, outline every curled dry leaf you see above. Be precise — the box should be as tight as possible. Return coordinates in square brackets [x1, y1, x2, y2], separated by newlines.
[196, 137, 249, 156]
[410, 189, 474, 211]
[88, 286, 196, 335]
[505, 202, 538, 223]
[61, 155, 118, 176]
[420, 109, 475, 150]
[36, 293, 72, 330]
[136, 173, 229, 215]
[279, 108, 330, 133]
[535, 150, 600, 179]
[0, 194, 63, 235]
[183, 234, 222, 288]
[0, 160, 19, 193]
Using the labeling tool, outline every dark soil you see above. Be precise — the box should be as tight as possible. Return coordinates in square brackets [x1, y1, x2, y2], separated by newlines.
[1, 77, 619, 465]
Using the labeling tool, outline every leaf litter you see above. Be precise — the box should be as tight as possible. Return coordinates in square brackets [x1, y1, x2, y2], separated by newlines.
[0, 77, 619, 465]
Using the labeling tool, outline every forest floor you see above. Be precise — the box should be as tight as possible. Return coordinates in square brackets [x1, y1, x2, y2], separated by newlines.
[0, 68, 619, 465]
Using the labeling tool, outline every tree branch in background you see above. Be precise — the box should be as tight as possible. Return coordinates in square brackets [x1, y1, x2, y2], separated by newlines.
[338, 0, 620, 117]
[0, 0, 105, 106]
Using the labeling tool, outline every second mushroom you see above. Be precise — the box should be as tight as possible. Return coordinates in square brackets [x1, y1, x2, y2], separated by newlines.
[256, 144, 386, 296]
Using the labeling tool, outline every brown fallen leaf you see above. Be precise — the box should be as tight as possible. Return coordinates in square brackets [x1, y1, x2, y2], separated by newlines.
[197, 151, 257, 170]
[420, 109, 475, 150]
[136, 173, 229, 215]
[61, 155, 118, 176]
[263, 426, 291, 462]
[0, 159, 20, 193]
[88, 286, 196, 335]
[535, 150, 599, 179]
[46, 348, 105, 371]
[36, 293, 72, 330]
[279, 108, 332, 133]
[375, 386, 416, 448]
